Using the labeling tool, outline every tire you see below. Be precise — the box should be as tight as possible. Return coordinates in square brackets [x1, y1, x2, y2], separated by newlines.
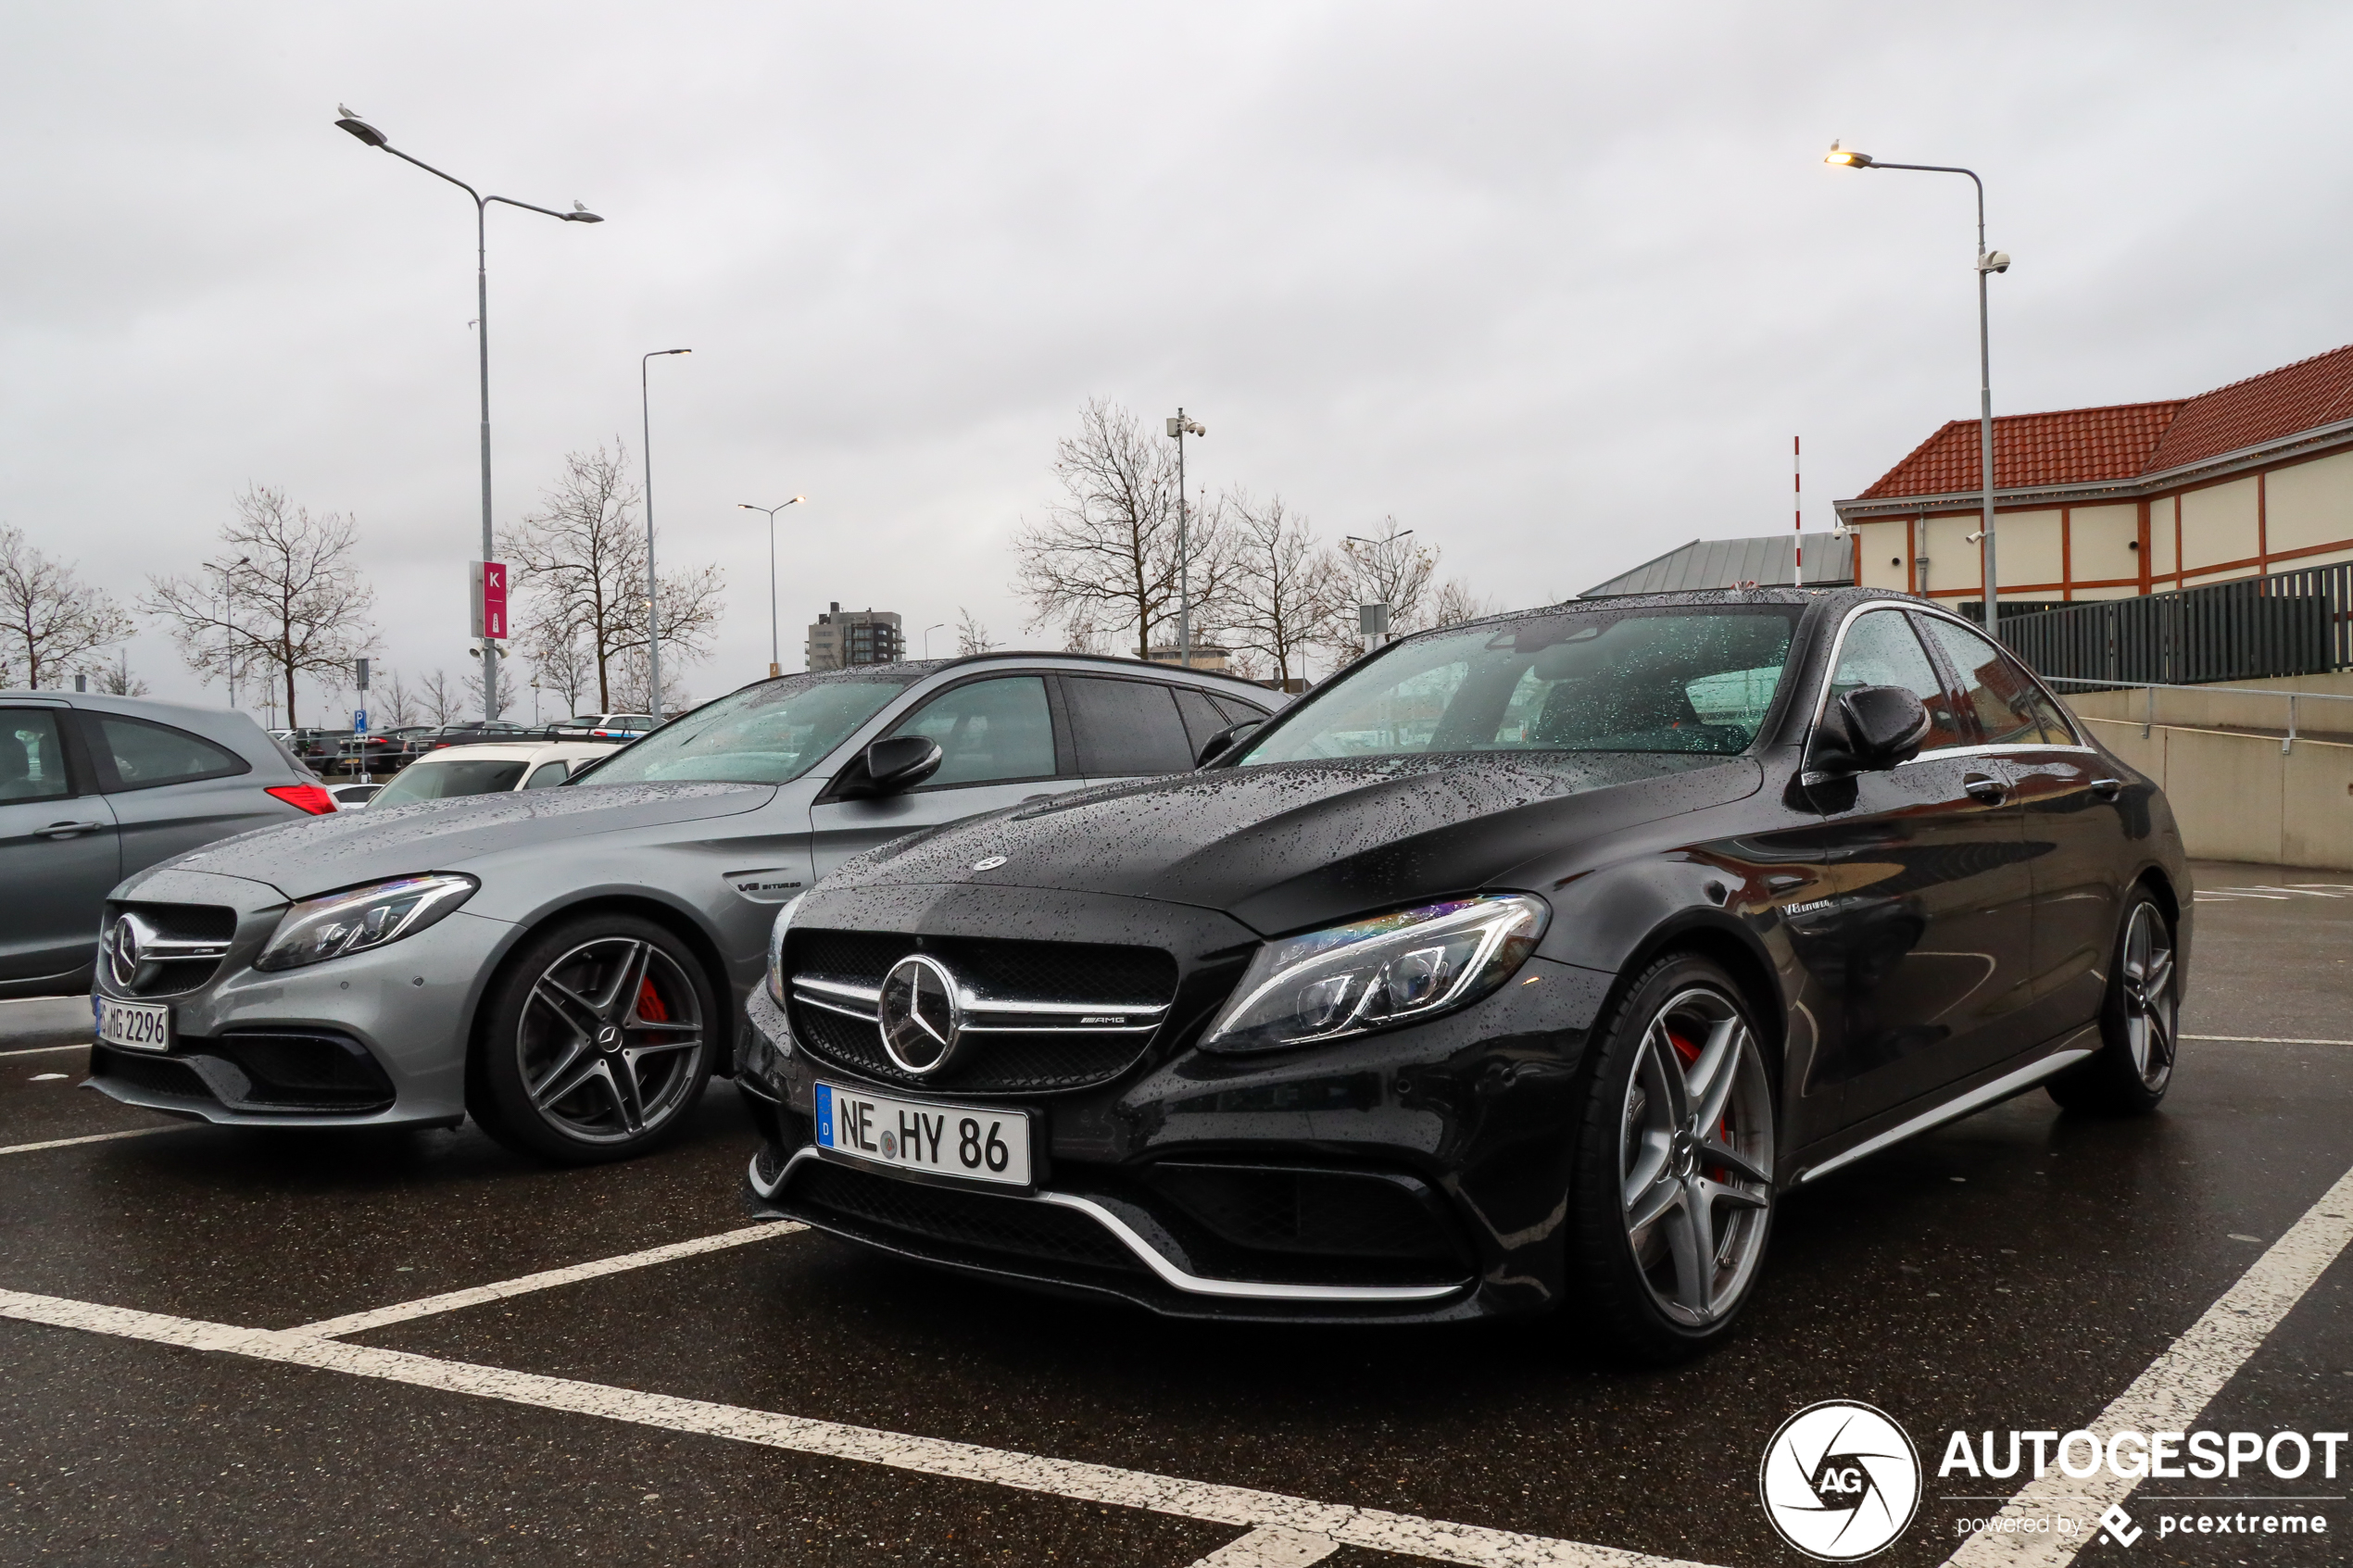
[1567, 953, 1778, 1363]
[470, 913, 719, 1164]
[2046, 887, 2177, 1115]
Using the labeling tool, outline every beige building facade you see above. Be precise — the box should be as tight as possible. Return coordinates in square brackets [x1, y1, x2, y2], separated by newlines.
[1833, 345, 2353, 612]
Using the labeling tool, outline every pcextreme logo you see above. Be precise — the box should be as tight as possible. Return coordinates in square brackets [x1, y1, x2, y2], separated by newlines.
[1759, 1401, 1923, 1561]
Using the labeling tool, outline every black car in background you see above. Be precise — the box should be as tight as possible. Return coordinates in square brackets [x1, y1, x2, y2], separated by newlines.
[741, 586, 2187, 1359]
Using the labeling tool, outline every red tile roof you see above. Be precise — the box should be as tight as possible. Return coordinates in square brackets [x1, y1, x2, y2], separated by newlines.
[1856, 343, 2353, 500]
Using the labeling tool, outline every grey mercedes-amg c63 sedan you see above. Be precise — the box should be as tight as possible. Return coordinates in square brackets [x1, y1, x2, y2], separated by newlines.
[85, 655, 1277, 1162]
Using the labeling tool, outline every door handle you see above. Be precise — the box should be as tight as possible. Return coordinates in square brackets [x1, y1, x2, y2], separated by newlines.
[1961, 775, 2009, 805]
[2090, 777, 2123, 799]
[38, 820, 104, 837]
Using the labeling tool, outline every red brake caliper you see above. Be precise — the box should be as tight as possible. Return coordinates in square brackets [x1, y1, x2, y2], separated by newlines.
[1667, 1027, 1732, 1183]
[635, 978, 669, 1023]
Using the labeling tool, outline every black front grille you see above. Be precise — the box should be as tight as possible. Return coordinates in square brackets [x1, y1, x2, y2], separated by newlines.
[211, 1032, 395, 1111]
[90, 1046, 213, 1103]
[788, 930, 1177, 1095]
[785, 1159, 1142, 1273]
[105, 901, 239, 997]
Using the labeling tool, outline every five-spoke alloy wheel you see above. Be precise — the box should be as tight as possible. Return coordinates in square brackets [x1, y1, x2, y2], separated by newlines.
[472, 914, 718, 1163]
[1571, 953, 1777, 1361]
[2049, 886, 2178, 1115]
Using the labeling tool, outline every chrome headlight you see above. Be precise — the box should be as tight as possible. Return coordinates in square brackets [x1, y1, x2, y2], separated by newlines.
[765, 894, 804, 1008]
[255, 874, 478, 972]
[1202, 893, 1549, 1054]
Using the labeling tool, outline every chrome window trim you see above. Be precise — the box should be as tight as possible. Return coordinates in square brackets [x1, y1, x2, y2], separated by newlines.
[748, 1147, 1466, 1303]
[1804, 598, 2089, 764]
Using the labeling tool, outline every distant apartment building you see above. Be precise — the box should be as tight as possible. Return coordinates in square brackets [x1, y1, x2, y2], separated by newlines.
[1144, 643, 1232, 674]
[1833, 343, 2353, 614]
[805, 603, 904, 671]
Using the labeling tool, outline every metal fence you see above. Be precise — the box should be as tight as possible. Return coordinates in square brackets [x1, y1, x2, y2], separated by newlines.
[1994, 561, 2353, 686]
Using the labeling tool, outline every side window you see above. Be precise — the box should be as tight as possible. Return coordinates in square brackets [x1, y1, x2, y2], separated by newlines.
[0, 709, 75, 803]
[889, 676, 1056, 788]
[1063, 676, 1196, 776]
[1915, 617, 2067, 746]
[1209, 694, 1271, 726]
[523, 761, 572, 788]
[1825, 611, 1969, 753]
[1171, 688, 1230, 754]
[91, 714, 248, 792]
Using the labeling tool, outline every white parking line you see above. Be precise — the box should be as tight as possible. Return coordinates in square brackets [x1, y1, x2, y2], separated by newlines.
[1189, 1524, 1341, 1566]
[0, 1043, 87, 1059]
[0, 1286, 1723, 1568]
[293, 1221, 810, 1337]
[2185, 1034, 2353, 1047]
[0, 1125, 187, 1157]
[1943, 1159, 2353, 1567]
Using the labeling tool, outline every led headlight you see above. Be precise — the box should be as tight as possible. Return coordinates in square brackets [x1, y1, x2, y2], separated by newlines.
[765, 894, 804, 1008]
[255, 874, 478, 972]
[1203, 893, 1548, 1053]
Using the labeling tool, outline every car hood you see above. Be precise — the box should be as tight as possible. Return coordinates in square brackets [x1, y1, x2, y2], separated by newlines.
[149, 782, 774, 901]
[828, 753, 1761, 935]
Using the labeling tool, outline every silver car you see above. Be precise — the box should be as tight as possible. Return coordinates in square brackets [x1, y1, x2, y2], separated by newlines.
[2, 691, 331, 998]
[86, 656, 1278, 1162]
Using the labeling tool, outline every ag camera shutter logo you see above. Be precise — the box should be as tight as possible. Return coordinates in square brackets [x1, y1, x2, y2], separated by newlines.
[1759, 1401, 1922, 1560]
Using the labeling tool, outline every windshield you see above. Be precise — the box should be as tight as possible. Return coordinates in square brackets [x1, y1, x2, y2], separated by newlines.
[1239, 607, 1801, 764]
[574, 671, 912, 785]
[370, 758, 529, 806]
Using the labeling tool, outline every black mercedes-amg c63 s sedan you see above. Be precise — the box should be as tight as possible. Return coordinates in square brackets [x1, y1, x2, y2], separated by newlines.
[737, 585, 2187, 1359]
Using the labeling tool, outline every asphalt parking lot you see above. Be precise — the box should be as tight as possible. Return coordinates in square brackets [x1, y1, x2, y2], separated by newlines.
[5, 860, 2351, 1568]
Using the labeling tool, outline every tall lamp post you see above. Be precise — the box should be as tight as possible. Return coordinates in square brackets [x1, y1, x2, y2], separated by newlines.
[923, 622, 947, 658]
[211, 555, 250, 708]
[1344, 531, 1410, 657]
[641, 349, 691, 721]
[1166, 410, 1206, 667]
[333, 108, 602, 721]
[736, 496, 807, 677]
[1825, 141, 2010, 640]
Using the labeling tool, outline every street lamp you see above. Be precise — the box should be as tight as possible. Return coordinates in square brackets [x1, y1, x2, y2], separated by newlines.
[1166, 410, 1206, 667]
[1343, 531, 1411, 655]
[1825, 140, 2010, 640]
[210, 555, 250, 709]
[923, 622, 946, 658]
[333, 108, 602, 721]
[736, 496, 807, 677]
[641, 349, 691, 721]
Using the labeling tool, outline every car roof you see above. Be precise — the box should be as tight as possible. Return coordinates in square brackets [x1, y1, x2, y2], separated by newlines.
[0, 690, 305, 779]
[409, 741, 613, 763]
[1380, 584, 1907, 646]
[716, 651, 1287, 706]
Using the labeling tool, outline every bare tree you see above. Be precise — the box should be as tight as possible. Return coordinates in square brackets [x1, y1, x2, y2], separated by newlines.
[377, 669, 422, 728]
[501, 443, 725, 712]
[420, 669, 463, 726]
[142, 486, 376, 727]
[1220, 492, 1349, 689]
[1012, 399, 1235, 660]
[1431, 578, 1504, 628]
[466, 654, 515, 721]
[1339, 517, 1438, 640]
[93, 647, 149, 696]
[954, 608, 999, 657]
[521, 621, 594, 712]
[0, 524, 136, 689]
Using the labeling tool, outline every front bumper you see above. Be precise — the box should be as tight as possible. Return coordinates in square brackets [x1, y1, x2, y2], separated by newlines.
[85, 868, 515, 1128]
[738, 949, 1615, 1324]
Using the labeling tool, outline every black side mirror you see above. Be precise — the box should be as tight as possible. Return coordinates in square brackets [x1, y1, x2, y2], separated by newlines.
[837, 735, 944, 799]
[1816, 684, 1931, 775]
[1194, 719, 1264, 768]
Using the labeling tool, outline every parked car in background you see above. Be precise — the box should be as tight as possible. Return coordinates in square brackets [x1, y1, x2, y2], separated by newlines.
[326, 782, 383, 809]
[420, 720, 540, 751]
[740, 588, 2188, 1359]
[2, 691, 333, 997]
[86, 655, 1278, 1160]
[363, 742, 615, 808]
[549, 713, 656, 742]
[335, 733, 412, 776]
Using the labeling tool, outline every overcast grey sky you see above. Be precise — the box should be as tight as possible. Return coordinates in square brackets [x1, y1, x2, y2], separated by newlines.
[5, 2, 2349, 717]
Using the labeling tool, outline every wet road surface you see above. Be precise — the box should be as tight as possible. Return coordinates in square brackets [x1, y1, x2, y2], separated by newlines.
[4, 861, 2350, 1567]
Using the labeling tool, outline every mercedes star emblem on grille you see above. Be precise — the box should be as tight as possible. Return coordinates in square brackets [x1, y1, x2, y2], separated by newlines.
[106, 914, 148, 990]
[876, 954, 965, 1075]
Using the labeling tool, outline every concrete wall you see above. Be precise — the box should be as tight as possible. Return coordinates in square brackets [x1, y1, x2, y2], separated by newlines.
[2065, 678, 2353, 870]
